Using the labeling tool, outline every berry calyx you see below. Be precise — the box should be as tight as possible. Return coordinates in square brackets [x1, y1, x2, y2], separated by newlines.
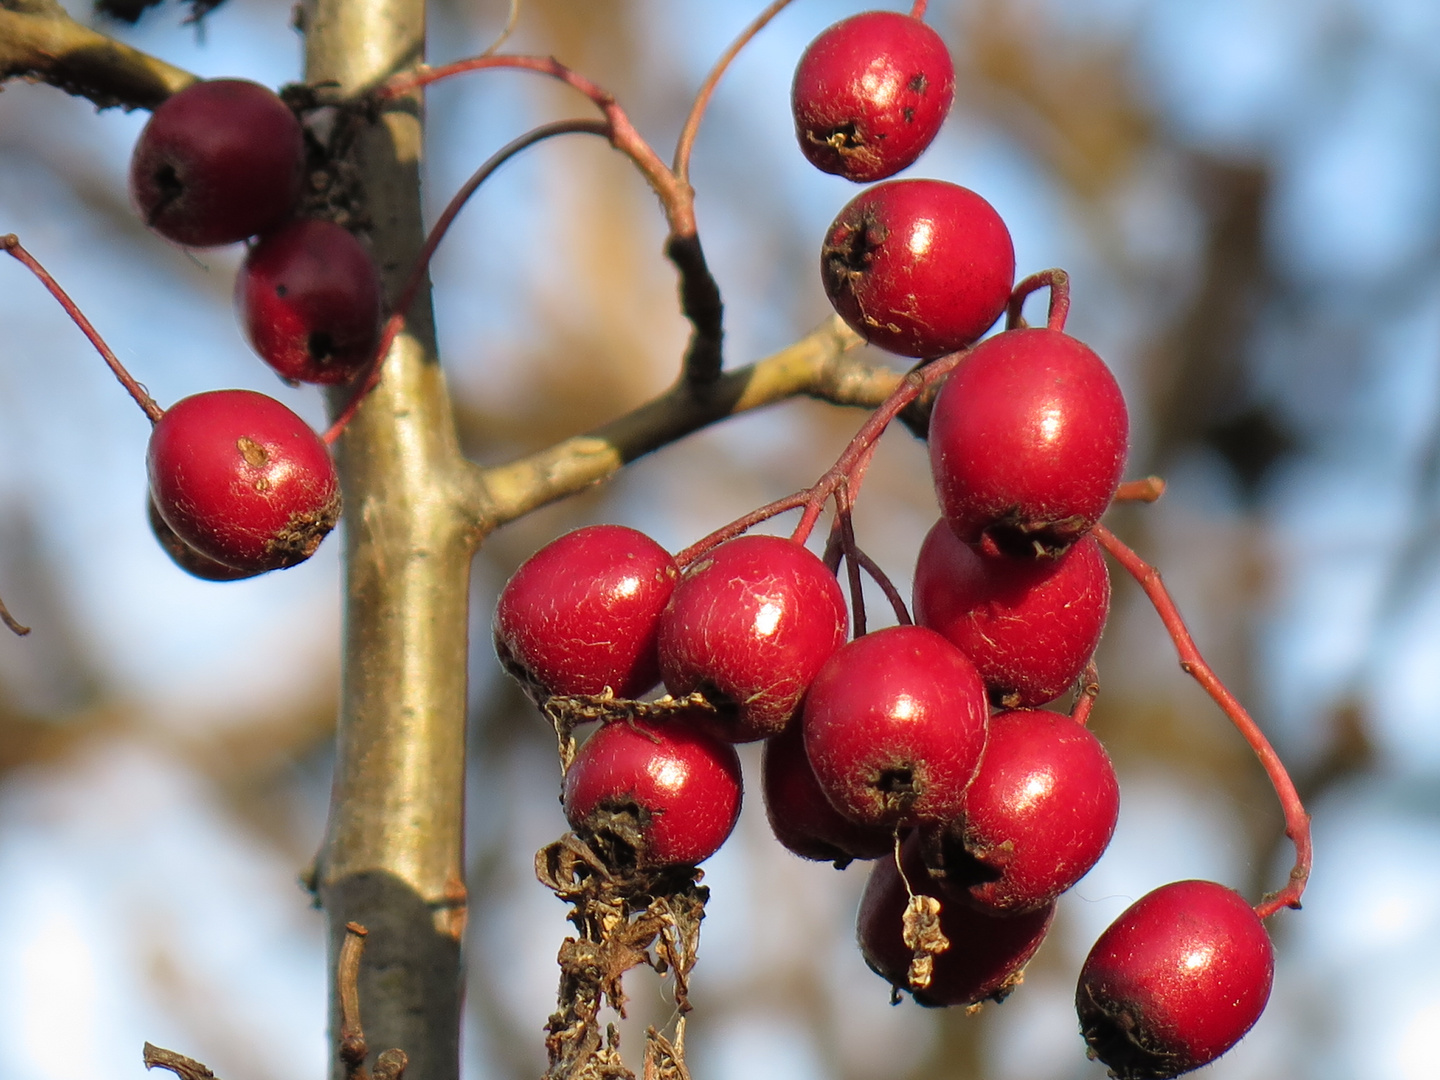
[237, 218, 383, 385]
[913, 521, 1111, 707]
[920, 708, 1119, 913]
[821, 179, 1014, 358]
[147, 390, 341, 572]
[563, 717, 743, 868]
[658, 534, 848, 742]
[1077, 880, 1274, 1079]
[130, 79, 306, 247]
[928, 327, 1129, 556]
[791, 11, 955, 183]
[858, 832, 1055, 1008]
[494, 525, 678, 702]
[803, 625, 988, 827]
[762, 720, 893, 866]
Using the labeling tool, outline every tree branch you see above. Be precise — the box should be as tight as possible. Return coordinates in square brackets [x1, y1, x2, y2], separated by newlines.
[0, 0, 196, 110]
[475, 316, 902, 527]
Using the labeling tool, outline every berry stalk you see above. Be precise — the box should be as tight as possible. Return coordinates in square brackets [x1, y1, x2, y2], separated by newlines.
[1, 234, 164, 424]
[1005, 267, 1071, 332]
[1092, 523, 1312, 917]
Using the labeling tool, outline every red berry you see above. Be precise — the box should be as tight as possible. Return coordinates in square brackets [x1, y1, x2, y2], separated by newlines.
[821, 179, 1014, 358]
[928, 327, 1129, 556]
[761, 721, 893, 866]
[147, 498, 263, 582]
[913, 521, 1111, 707]
[792, 11, 955, 182]
[803, 625, 988, 828]
[563, 717, 743, 867]
[237, 218, 383, 385]
[494, 525, 678, 701]
[920, 708, 1119, 913]
[1077, 880, 1274, 1079]
[858, 832, 1054, 1008]
[147, 390, 340, 572]
[658, 534, 847, 742]
[130, 79, 306, 247]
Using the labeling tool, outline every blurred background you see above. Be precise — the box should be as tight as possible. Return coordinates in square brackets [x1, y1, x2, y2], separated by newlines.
[2, 0, 1438, 1076]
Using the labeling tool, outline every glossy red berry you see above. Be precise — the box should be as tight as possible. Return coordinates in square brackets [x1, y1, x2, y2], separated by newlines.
[803, 625, 988, 828]
[237, 218, 382, 385]
[563, 717, 743, 867]
[147, 390, 340, 572]
[858, 832, 1055, 1008]
[821, 179, 1014, 358]
[658, 534, 847, 742]
[494, 525, 678, 702]
[1077, 880, 1274, 1079]
[792, 11, 955, 182]
[130, 79, 306, 247]
[913, 521, 1111, 707]
[761, 721, 893, 866]
[920, 708, 1119, 913]
[147, 498, 263, 582]
[929, 327, 1129, 556]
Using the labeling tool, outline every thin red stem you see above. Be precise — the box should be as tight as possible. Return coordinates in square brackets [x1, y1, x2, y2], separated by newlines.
[836, 489, 867, 637]
[377, 55, 693, 235]
[673, 0, 796, 186]
[853, 545, 911, 627]
[910, 0, 930, 18]
[673, 492, 808, 569]
[1092, 524, 1311, 918]
[1069, 659, 1099, 726]
[1114, 476, 1167, 503]
[2, 235, 163, 424]
[1004, 268, 1071, 333]
[323, 119, 609, 444]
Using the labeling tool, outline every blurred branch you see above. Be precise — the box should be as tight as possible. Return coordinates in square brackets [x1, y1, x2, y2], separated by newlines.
[0, 0, 196, 109]
[475, 316, 905, 527]
[143, 1043, 220, 1080]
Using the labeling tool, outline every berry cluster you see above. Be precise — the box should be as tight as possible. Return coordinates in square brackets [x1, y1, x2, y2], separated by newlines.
[492, 9, 1301, 1079]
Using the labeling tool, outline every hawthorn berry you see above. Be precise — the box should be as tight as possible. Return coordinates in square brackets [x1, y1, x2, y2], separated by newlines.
[803, 625, 988, 828]
[928, 327, 1129, 556]
[1077, 880, 1274, 1079]
[494, 524, 678, 702]
[237, 218, 383, 385]
[919, 708, 1119, 913]
[147, 499, 263, 582]
[913, 521, 1111, 707]
[147, 390, 340, 572]
[791, 11, 955, 183]
[761, 720, 893, 866]
[821, 178, 1014, 358]
[563, 716, 743, 868]
[657, 534, 847, 742]
[130, 79, 306, 248]
[857, 832, 1055, 1008]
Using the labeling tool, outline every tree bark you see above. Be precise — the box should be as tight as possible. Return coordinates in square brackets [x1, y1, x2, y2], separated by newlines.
[302, 2, 478, 1078]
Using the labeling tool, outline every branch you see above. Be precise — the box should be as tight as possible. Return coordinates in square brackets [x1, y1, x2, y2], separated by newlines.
[142, 1043, 219, 1080]
[475, 316, 894, 527]
[0, 0, 196, 110]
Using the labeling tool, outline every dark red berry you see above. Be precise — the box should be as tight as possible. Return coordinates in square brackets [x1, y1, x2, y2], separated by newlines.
[762, 721, 893, 866]
[913, 521, 1111, 707]
[928, 327, 1129, 556]
[792, 11, 955, 182]
[147, 390, 340, 572]
[494, 525, 678, 702]
[920, 708, 1119, 913]
[1077, 880, 1274, 1079]
[658, 534, 847, 742]
[803, 625, 988, 828]
[237, 218, 382, 385]
[858, 832, 1054, 1008]
[147, 498, 263, 582]
[563, 716, 743, 867]
[130, 79, 305, 247]
[821, 178, 1014, 358]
